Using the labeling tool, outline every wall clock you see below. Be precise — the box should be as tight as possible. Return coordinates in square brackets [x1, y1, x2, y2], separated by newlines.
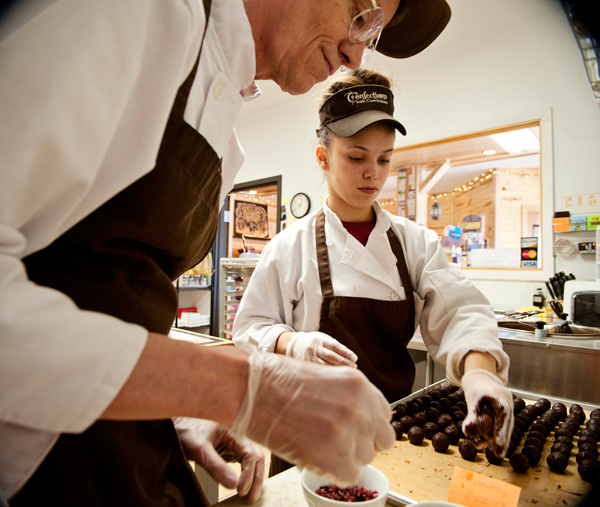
[290, 192, 311, 218]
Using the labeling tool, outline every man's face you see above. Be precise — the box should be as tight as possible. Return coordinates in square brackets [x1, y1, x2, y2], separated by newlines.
[258, 0, 401, 95]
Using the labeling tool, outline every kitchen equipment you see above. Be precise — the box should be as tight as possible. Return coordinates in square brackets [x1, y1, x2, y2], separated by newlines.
[563, 280, 600, 326]
[301, 465, 389, 507]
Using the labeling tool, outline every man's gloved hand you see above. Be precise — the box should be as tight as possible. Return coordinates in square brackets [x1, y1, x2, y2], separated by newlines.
[231, 350, 394, 487]
[461, 369, 514, 458]
[286, 331, 358, 367]
[174, 418, 264, 503]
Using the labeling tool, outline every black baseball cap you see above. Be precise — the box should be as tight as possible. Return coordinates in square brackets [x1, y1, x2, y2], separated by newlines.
[377, 0, 451, 58]
[318, 84, 406, 138]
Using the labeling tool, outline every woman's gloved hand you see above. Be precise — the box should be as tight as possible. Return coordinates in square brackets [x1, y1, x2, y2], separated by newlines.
[461, 369, 514, 458]
[231, 350, 394, 487]
[286, 331, 358, 367]
[174, 418, 264, 503]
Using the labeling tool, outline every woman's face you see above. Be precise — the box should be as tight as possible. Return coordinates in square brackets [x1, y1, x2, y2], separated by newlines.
[318, 122, 395, 222]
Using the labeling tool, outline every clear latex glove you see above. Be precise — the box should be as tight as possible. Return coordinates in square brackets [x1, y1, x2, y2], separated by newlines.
[231, 350, 394, 487]
[174, 418, 264, 503]
[461, 369, 514, 458]
[286, 331, 358, 367]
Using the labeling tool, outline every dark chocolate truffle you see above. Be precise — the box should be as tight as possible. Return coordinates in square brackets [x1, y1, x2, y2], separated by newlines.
[423, 422, 439, 440]
[524, 438, 543, 452]
[577, 435, 597, 448]
[577, 450, 597, 464]
[436, 416, 452, 429]
[443, 425, 460, 445]
[440, 385, 453, 397]
[451, 411, 466, 423]
[509, 452, 530, 473]
[412, 412, 428, 428]
[429, 401, 443, 413]
[552, 402, 567, 421]
[554, 427, 574, 440]
[578, 459, 600, 483]
[419, 395, 433, 408]
[547, 451, 569, 473]
[456, 401, 468, 413]
[515, 413, 532, 427]
[447, 393, 461, 405]
[513, 418, 526, 431]
[530, 423, 549, 436]
[579, 429, 598, 443]
[459, 439, 478, 461]
[554, 436, 573, 450]
[521, 445, 541, 466]
[400, 416, 415, 431]
[408, 426, 424, 445]
[392, 404, 407, 421]
[425, 407, 441, 422]
[513, 398, 526, 413]
[528, 431, 546, 443]
[406, 401, 420, 416]
[551, 442, 570, 457]
[392, 421, 404, 440]
[438, 398, 452, 412]
[590, 409, 600, 419]
[578, 443, 599, 458]
[432, 432, 450, 453]
[429, 390, 442, 401]
[485, 444, 503, 465]
[536, 398, 551, 412]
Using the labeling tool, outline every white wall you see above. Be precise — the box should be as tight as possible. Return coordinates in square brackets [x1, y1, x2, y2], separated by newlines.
[233, 0, 600, 311]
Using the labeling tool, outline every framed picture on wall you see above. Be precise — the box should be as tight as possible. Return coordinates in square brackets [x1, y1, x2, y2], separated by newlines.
[233, 200, 271, 239]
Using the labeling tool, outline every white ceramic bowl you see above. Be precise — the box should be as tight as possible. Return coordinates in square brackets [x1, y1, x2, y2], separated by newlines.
[300, 465, 389, 507]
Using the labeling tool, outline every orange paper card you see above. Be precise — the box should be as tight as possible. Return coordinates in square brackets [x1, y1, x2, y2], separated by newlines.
[447, 467, 521, 507]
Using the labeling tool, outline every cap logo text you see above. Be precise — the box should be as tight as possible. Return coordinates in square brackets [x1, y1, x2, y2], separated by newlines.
[345, 90, 388, 105]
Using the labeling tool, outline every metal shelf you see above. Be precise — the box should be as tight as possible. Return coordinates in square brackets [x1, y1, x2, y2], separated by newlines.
[218, 258, 259, 339]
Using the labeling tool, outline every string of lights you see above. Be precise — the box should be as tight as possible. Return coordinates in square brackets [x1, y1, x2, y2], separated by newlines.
[427, 167, 539, 200]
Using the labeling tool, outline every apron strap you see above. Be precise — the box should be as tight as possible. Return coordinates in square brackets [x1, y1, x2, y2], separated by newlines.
[387, 227, 414, 302]
[316, 208, 334, 297]
[171, 0, 212, 118]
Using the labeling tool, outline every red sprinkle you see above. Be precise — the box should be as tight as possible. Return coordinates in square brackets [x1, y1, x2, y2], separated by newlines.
[315, 484, 378, 502]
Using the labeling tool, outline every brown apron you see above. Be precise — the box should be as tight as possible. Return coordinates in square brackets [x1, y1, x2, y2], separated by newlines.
[13, 0, 219, 504]
[270, 208, 417, 476]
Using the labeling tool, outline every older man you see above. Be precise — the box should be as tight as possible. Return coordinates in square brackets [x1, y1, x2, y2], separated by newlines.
[0, 0, 450, 505]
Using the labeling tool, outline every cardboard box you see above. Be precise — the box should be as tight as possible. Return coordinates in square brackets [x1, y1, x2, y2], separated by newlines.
[553, 217, 570, 232]
[587, 215, 600, 231]
[570, 215, 587, 224]
[570, 219, 587, 231]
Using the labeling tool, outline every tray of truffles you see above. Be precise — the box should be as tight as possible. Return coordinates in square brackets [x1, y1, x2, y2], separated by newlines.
[371, 381, 599, 506]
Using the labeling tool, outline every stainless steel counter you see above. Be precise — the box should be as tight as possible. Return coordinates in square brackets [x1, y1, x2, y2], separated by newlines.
[408, 329, 600, 405]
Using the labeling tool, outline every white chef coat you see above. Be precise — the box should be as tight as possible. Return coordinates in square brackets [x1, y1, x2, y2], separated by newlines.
[233, 200, 509, 386]
[0, 0, 257, 497]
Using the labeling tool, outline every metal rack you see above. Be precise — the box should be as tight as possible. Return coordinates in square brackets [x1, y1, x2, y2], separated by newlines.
[218, 257, 259, 339]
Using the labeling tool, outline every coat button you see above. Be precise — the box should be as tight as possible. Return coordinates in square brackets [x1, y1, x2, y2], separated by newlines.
[390, 292, 400, 301]
[213, 83, 226, 100]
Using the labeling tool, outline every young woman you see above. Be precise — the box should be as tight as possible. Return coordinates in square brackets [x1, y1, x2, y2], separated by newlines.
[233, 69, 513, 474]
